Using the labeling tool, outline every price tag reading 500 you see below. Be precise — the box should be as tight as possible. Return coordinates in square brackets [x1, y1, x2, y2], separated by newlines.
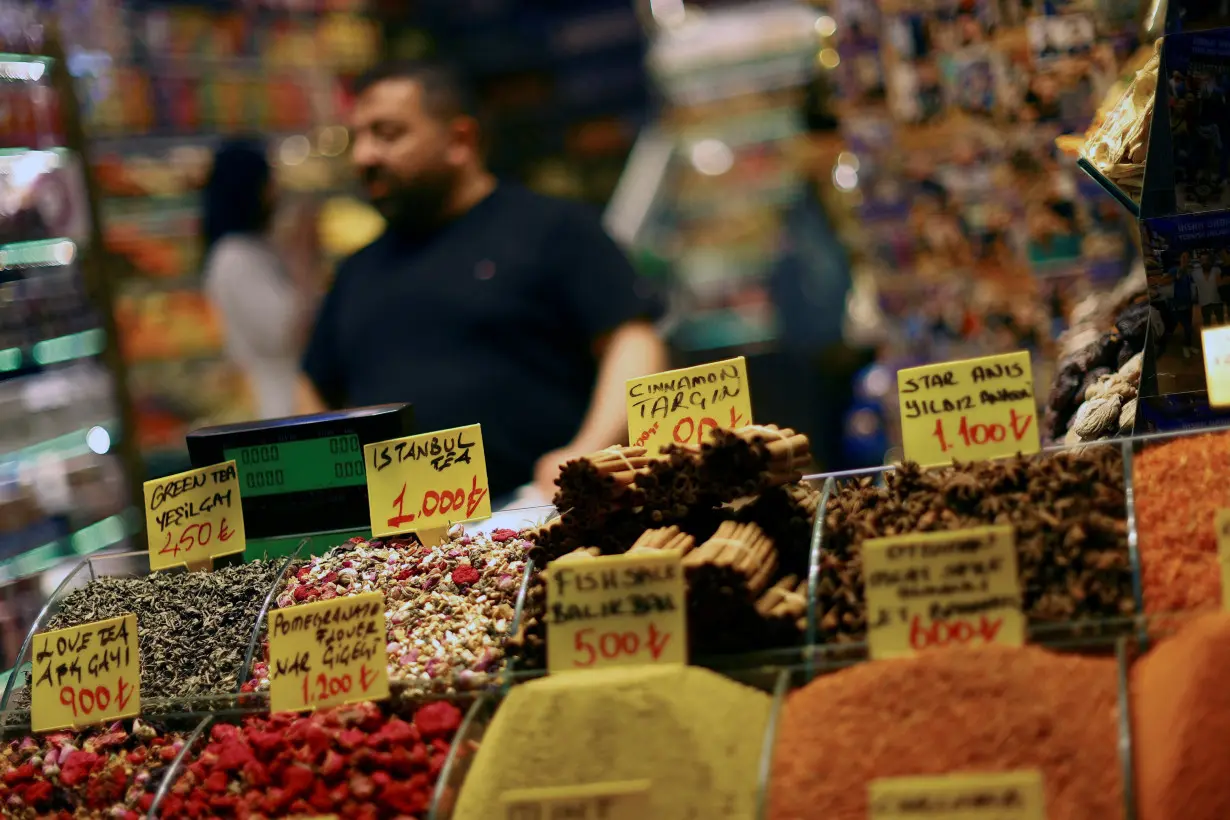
[897, 350, 1040, 467]
[364, 424, 491, 538]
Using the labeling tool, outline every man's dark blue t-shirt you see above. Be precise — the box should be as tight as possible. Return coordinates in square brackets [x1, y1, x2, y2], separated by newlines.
[303, 184, 662, 499]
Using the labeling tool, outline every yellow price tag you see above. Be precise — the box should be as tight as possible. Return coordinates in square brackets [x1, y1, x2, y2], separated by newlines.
[266, 591, 389, 713]
[626, 357, 752, 453]
[897, 351, 1039, 467]
[144, 461, 245, 570]
[502, 779, 651, 820]
[31, 614, 140, 732]
[1203, 326, 1230, 408]
[363, 424, 491, 539]
[546, 551, 687, 674]
[1216, 509, 1230, 610]
[869, 770, 1045, 820]
[863, 525, 1024, 660]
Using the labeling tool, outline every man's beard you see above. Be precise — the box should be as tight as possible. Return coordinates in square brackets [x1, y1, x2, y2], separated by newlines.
[363, 166, 458, 236]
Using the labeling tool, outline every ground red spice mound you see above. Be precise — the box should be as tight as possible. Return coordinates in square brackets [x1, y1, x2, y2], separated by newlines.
[159, 700, 463, 819]
[1133, 431, 1230, 614]
[768, 645, 1122, 820]
[1133, 613, 1230, 820]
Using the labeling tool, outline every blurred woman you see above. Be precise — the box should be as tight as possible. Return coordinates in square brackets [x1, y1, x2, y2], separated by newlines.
[202, 140, 313, 420]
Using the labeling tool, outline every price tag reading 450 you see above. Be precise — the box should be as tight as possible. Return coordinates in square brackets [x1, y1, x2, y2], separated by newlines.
[546, 551, 687, 674]
[267, 591, 389, 713]
[364, 424, 491, 538]
[144, 461, 246, 570]
[31, 614, 140, 732]
[897, 350, 1039, 467]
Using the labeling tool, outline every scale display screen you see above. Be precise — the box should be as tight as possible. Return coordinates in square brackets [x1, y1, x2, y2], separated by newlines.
[224, 434, 365, 497]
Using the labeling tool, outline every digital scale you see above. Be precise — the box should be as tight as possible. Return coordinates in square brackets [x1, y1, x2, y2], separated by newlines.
[186, 404, 414, 556]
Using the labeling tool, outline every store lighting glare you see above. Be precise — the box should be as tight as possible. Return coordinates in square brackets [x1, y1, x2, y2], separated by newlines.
[815, 15, 838, 37]
[833, 164, 859, 191]
[837, 151, 860, 172]
[690, 139, 734, 176]
[86, 425, 111, 455]
[0, 59, 45, 82]
[52, 240, 75, 265]
[818, 48, 841, 69]
[279, 134, 312, 166]
[318, 125, 349, 157]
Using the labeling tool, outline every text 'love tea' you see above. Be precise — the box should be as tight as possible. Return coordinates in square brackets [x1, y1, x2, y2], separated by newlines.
[32, 614, 140, 732]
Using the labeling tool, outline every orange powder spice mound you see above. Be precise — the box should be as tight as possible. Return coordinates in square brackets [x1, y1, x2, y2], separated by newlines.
[1133, 430, 1230, 614]
[1133, 613, 1230, 820]
[767, 645, 1122, 820]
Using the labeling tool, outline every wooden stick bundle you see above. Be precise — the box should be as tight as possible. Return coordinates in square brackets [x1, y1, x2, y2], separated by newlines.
[628, 525, 695, 556]
[684, 521, 778, 598]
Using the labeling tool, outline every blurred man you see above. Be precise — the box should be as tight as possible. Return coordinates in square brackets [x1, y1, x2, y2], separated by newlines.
[299, 61, 666, 503]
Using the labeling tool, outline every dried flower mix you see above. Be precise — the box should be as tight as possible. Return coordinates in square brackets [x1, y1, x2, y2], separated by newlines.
[249, 529, 530, 693]
[159, 700, 463, 819]
[1133, 430, 1230, 614]
[0, 719, 184, 819]
[768, 645, 1123, 820]
[14, 561, 285, 705]
[1133, 613, 1230, 820]
[819, 448, 1132, 641]
[451, 665, 770, 820]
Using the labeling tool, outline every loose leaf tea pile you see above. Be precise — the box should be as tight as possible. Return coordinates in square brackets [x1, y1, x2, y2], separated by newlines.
[1133, 430, 1230, 614]
[769, 645, 1123, 820]
[15, 561, 285, 704]
[0, 719, 185, 818]
[819, 447, 1133, 641]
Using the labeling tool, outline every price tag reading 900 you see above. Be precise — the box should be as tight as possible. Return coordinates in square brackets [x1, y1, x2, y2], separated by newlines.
[31, 614, 141, 732]
[897, 351, 1040, 468]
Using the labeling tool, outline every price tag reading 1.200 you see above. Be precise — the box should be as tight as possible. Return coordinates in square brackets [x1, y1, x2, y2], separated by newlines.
[546, 551, 687, 674]
[266, 591, 389, 714]
[364, 424, 491, 539]
[897, 350, 1040, 467]
[144, 461, 246, 570]
[31, 614, 140, 732]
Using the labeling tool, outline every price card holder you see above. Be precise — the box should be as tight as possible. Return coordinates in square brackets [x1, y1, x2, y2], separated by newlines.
[869, 770, 1045, 820]
[363, 424, 491, 539]
[863, 525, 1024, 660]
[502, 779, 651, 820]
[1216, 509, 1230, 610]
[266, 591, 389, 713]
[1203, 327, 1230, 408]
[546, 551, 686, 674]
[144, 461, 245, 571]
[897, 350, 1039, 467]
[626, 357, 752, 453]
[31, 614, 140, 732]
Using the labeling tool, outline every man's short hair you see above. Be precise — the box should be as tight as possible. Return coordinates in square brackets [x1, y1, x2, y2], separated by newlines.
[351, 60, 478, 121]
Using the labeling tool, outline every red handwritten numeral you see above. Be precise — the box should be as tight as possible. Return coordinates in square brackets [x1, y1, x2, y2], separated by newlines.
[909, 614, 1003, 650]
[387, 484, 416, 528]
[464, 475, 488, 518]
[218, 518, 234, 542]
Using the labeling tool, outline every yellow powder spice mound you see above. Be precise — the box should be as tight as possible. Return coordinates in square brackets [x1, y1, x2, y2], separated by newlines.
[452, 665, 772, 819]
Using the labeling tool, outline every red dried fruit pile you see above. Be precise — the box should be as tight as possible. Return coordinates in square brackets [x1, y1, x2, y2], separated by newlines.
[159, 700, 464, 819]
[1133, 430, 1230, 614]
[0, 719, 183, 819]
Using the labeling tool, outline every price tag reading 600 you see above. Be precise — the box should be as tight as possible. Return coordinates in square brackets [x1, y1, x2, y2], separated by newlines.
[364, 424, 491, 538]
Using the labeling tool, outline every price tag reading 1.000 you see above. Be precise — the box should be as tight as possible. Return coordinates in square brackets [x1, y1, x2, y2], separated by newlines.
[869, 770, 1045, 820]
[266, 591, 389, 714]
[364, 424, 491, 539]
[143, 461, 246, 570]
[625, 357, 753, 453]
[546, 551, 687, 674]
[897, 350, 1040, 467]
[31, 614, 140, 732]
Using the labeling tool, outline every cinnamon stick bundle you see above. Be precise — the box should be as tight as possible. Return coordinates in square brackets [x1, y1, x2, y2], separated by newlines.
[552, 446, 657, 521]
[685, 521, 778, 598]
[629, 525, 695, 556]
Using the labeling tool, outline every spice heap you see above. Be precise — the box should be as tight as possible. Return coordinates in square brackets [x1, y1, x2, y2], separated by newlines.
[249, 529, 530, 693]
[0, 719, 184, 818]
[819, 447, 1132, 642]
[159, 700, 463, 819]
[768, 645, 1123, 820]
[1133, 430, 1230, 614]
[509, 429, 819, 668]
[451, 665, 770, 820]
[1132, 613, 1230, 820]
[13, 561, 285, 705]
[1080, 43, 1158, 203]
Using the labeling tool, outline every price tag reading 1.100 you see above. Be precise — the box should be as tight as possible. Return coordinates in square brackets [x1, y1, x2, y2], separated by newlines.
[363, 424, 491, 538]
[897, 350, 1040, 467]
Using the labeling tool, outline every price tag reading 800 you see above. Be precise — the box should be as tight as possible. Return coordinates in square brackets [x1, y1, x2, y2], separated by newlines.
[363, 424, 491, 538]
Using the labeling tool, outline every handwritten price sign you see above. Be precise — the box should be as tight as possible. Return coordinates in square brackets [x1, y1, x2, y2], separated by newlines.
[870, 770, 1045, 820]
[31, 614, 140, 731]
[267, 591, 389, 714]
[546, 551, 687, 674]
[626, 357, 753, 454]
[897, 350, 1039, 467]
[503, 780, 650, 820]
[862, 526, 1024, 661]
[364, 424, 491, 539]
[143, 461, 245, 570]
[1203, 326, 1230, 408]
